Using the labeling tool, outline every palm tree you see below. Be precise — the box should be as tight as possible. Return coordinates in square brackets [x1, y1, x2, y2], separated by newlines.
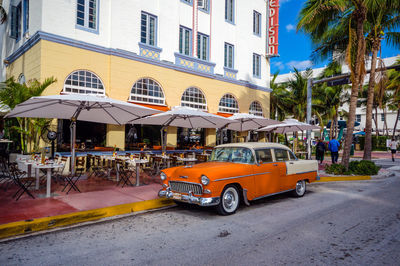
[0, 77, 56, 153]
[363, 1, 400, 159]
[314, 61, 350, 140]
[387, 58, 400, 137]
[286, 68, 313, 122]
[269, 73, 292, 121]
[298, 0, 371, 168]
[0, 1, 7, 24]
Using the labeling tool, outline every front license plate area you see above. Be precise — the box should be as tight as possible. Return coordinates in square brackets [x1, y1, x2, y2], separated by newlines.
[172, 193, 182, 200]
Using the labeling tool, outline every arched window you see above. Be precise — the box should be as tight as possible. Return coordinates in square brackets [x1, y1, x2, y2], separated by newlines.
[130, 78, 165, 105]
[63, 70, 105, 95]
[249, 101, 263, 117]
[180, 87, 207, 110]
[218, 94, 239, 113]
[18, 74, 26, 84]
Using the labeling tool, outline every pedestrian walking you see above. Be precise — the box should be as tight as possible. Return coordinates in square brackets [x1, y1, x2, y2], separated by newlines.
[389, 138, 398, 162]
[328, 138, 340, 164]
[315, 138, 326, 164]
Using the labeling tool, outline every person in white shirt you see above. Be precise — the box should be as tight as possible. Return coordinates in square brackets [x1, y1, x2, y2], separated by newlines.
[389, 138, 398, 162]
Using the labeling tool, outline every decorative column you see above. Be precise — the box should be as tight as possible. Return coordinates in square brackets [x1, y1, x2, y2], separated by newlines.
[166, 126, 177, 148]
[106, 124, 125, 150]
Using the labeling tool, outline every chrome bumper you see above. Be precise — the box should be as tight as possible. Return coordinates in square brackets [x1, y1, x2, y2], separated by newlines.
[159, 188, 220, 207]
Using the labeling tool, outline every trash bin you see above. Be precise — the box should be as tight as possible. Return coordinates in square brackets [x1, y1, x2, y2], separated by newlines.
[350, 144, 355, 156]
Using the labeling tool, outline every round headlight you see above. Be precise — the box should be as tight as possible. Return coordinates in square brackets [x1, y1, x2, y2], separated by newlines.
[201, 175, 210, 186]
[160, 172, 167, 181]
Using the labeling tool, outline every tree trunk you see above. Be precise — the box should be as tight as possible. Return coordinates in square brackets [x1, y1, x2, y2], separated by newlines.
[393, 109, 400, 138]
[383, 109, 388, 137]
[374, 107, 379, 136]
[363, 46, 379, 160]
[342, 2, 367, 168]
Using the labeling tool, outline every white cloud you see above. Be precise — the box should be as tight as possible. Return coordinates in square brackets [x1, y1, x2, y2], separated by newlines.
[286, 24, 295, 32]
[286, 60, 313, 70]
[273, 61, 286, 71]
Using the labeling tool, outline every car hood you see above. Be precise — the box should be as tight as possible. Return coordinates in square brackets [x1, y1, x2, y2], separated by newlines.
[163, 161, 251, 183]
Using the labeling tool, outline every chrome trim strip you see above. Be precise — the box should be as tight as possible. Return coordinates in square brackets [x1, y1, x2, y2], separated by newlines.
[214, 172, 271, 182]
[252, 189, 294, 201]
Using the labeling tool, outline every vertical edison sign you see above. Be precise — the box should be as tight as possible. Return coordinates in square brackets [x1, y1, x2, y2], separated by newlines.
[267, 0, 280, 57]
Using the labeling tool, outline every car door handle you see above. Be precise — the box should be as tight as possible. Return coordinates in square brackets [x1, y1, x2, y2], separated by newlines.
[289, 162, 294, 164]
[273, 164, 278, 166]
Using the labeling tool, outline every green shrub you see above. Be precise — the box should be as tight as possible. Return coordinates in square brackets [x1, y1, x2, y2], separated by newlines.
[326, 160, 380, 176]
[325, 164, 347, 175]
[353, 160, 380, 175]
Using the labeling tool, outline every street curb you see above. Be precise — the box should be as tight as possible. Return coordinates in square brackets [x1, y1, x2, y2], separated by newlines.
[316, 176, 371, 182]
[0, 198, 174, 240]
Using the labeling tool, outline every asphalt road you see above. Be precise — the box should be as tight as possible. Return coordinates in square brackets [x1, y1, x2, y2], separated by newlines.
[1, 170, 399, 265]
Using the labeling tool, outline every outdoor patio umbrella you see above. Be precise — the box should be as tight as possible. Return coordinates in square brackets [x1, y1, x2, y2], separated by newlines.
[131, 106, 236, 151]
[226, 113, 283, 132]
[257, 119, 320, 134]
[5, 94, 161, 174]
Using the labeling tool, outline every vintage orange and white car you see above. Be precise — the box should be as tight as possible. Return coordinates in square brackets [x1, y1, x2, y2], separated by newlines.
[158, 143, 318, 215]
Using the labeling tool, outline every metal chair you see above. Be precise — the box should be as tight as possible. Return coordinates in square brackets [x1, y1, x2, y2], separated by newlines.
[62, 156, 85, 194]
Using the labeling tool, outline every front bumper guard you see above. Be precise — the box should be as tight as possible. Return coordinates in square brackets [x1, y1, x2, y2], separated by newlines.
[159, 188, 220, 207]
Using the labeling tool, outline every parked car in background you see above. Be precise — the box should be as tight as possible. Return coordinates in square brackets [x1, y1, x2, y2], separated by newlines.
[159, 143, 318, 215]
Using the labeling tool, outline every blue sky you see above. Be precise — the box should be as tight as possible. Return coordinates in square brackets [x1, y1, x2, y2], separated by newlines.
[270, 0, 400, 74]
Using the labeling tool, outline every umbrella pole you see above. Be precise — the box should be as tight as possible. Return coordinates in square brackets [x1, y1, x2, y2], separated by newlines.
[161, 127, 166, 153]
[70, 118, 76, 176]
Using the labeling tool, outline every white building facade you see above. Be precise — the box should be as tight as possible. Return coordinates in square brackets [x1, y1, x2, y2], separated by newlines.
[1, 0, 273, 149]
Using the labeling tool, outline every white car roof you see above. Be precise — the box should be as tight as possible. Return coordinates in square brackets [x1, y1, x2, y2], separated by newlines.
[215, 142, 291, 151]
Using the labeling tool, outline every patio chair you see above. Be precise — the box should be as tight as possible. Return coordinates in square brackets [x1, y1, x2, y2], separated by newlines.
[8, 162, 35, 201]
[88, 155, 107, 178]
[62, 156, 85, 194]
[0, 157, 13, 191]
[53, 156, 68, 183]
[115, 158, 134, 187]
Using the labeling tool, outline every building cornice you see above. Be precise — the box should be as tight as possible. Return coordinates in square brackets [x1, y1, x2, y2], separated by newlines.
[5, 31, 272, 93]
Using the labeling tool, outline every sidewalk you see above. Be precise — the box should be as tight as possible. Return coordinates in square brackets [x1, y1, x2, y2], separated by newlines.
[0, 176, 174, 240]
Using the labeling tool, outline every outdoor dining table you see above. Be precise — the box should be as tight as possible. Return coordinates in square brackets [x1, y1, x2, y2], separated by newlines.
[31, 161, 64, 198]
[124, 158, 149, 186]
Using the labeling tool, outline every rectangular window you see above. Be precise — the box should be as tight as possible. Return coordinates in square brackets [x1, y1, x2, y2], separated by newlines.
[253, 53, 261, 78]
[372, 114, 375, 119]
[225, 0, 234, 23]
[23, 0, 29, 33]
[10, 4, 21, 40]
[253, 11, 261, 36]
[197, 32, 209, 61]
[179, 26, 192, 56]
[356, 114, 361, 122]
[181, 0, 192, 4]
[381, 114, 385, 121]
[198, 0, 209, 12]
[398, 113, 400, 121]
[76, 0, 97, 30]
[224, 43, 234, 69]
[141, 12, 157, 46]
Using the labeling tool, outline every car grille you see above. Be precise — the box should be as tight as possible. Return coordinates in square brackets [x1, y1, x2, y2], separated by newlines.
[169, 181, 203, 195]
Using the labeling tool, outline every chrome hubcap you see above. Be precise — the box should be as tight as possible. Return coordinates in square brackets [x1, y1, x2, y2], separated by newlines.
[223, 188, 238, 212]
[296, 181, 305, 195]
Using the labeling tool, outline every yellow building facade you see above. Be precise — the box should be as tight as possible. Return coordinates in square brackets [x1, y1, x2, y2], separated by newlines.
[6, 35, 270, 150]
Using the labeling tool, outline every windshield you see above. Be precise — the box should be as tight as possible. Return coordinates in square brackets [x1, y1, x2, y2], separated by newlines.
[210, 147, 255, 164]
